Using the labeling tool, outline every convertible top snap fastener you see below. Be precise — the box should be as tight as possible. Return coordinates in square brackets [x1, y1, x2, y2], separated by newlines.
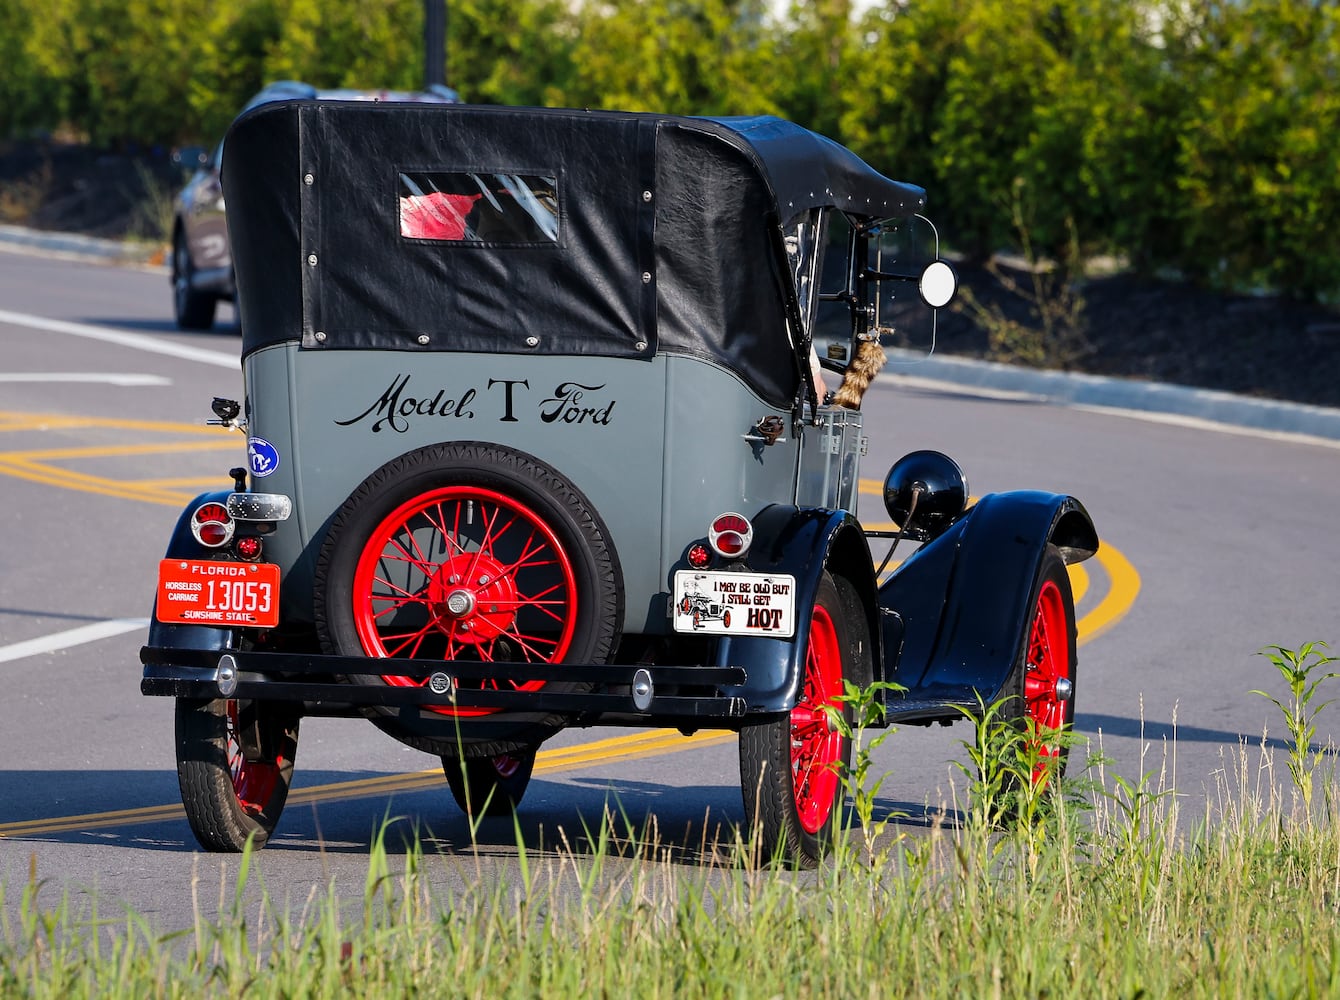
[314, 331, 326, 342]
[642, 271, 651, 284]
[307, 253, 317, 266]
[417, 334, 430, 345]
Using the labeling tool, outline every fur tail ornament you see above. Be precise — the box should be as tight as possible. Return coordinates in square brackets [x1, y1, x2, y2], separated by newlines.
[832, 338, 887, 410]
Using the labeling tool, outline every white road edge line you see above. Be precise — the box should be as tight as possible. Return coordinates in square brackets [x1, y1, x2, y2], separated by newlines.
[0, 373, 171, 386]
[0, 618, 149, 664]
[0, 308, 238, 370]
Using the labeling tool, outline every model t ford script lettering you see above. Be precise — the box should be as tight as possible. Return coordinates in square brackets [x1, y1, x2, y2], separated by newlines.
[140, 102, 1098, 867]
[335, 374, 614, 432]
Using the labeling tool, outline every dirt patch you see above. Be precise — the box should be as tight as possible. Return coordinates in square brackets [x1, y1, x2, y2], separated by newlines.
[935, 263, 1340, 409]
[4, 139, 1338, 410]
[0, 139, 185, 241]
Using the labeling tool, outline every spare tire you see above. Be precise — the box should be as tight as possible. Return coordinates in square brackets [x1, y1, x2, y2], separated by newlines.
[314, 442, 622, 757]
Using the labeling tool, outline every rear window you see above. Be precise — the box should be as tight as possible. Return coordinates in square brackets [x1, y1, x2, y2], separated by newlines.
[398, 171, 559, 244]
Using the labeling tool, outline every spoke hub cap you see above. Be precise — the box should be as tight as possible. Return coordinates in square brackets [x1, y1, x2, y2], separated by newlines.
[428, 553, 517, 644]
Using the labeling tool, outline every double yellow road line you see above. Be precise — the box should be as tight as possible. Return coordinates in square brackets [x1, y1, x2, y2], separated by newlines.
[0, 730, 737, 839]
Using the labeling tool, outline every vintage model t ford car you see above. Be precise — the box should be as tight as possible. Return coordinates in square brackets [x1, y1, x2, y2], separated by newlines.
[140, 101, 1098, 867]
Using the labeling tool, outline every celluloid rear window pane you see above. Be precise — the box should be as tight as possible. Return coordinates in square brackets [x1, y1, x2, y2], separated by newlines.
[398, 171, 559, 243]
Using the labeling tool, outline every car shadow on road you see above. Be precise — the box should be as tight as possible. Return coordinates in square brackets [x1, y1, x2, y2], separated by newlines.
[82, 315, 240, 338]
[0, 769, 950, 867]
[1077, 711, 1327, 756]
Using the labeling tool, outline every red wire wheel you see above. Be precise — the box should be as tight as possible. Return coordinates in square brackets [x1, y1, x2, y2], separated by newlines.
[175, 697, 299, 852]
[739, 572, 871, 869]
[316, 443, 622, 757]
[351, 485, 580, 717]
[788, 601, 845, 834]
[1007, 545, 1078, 788]
[226, 700, 286, 813]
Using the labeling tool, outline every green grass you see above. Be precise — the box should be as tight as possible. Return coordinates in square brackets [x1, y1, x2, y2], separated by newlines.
[5, 655, 1340, 998]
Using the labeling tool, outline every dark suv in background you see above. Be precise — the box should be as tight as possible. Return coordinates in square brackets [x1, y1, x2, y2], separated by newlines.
[171, 80, 458, 330]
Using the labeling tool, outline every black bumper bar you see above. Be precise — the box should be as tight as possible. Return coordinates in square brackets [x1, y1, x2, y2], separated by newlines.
[140, 646, 749, 720]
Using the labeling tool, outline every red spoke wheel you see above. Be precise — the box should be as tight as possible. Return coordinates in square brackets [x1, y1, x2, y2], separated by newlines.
[175, 697, 298, 852]
[316, 443, 621, 758]
[442, 746, 538, 817]
[739, 572, 871, 869]
[349, 485, 580, 717]
[1003, 544, 1078, 789]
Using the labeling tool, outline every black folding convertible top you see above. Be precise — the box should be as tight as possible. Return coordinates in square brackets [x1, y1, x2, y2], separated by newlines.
[223, 102, 925, 406]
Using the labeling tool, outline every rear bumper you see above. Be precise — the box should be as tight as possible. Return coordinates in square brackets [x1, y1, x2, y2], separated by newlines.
[140, 646, 749, 723]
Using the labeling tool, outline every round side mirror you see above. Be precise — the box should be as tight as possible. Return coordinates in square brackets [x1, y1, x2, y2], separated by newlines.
[918, 260, 958, 309]
[883, 450, 968, 537]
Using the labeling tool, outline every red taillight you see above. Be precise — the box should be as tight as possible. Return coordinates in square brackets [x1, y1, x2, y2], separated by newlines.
[687, 543, 711, 569]
[715, 532, 746, 556]
[190, 502, 234, 548]
[708, 512, 753, 561]
[235, 535, 263, 560]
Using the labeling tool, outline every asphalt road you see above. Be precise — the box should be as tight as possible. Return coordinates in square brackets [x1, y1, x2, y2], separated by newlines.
[2, 249, 1338, 932]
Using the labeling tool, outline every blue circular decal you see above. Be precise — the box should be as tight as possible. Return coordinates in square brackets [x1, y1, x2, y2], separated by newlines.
[247, 437, 280, 478]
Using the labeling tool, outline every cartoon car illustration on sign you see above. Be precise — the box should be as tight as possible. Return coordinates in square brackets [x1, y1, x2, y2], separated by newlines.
[680, 592, 730, 629]
[140, 101, 1097, 868]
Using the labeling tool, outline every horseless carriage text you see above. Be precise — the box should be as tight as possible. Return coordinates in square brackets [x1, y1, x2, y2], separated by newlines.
[140, 102, 1097, 867]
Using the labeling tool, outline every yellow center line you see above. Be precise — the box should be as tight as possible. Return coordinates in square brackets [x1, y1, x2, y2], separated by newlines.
[1076, 542, 1140, 642]
[0, 456, 197, 507]
[0, 413, 241, 506]
[2, 440, 236, 462]
[0, 411, 236, 436]
[0, 730, 735, 839]
[133, 478, 237, 489]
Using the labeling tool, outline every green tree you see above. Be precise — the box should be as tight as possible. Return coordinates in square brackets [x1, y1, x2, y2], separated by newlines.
[1174, 0, 1340, 297]
[447, 0, 578, 106]
[768, 0, 861, 139]
[53, 0, 218, 146]
[563, 0, 778, 116]
[264, 0, 424, 90]
[187, 0, 289, 142]
[0, 0, 65, 139]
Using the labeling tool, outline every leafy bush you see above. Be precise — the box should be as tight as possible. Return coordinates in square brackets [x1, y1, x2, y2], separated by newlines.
[5, 0, 1340, 299]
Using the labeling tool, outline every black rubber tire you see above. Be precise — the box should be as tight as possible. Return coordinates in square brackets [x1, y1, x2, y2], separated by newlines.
[739, 572, 870, 869]
[1000, 544, 1078, 787]
[172, 232, 217, 331]
[175, 698, 299, 852]
[442, 747, 537, 818]
[314, 442, 622, 758]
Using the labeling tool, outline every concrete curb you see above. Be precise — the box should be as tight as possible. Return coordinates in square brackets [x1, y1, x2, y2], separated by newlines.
[0, 224, 165, 268]
[885, 349, 1340, 444]
[3, 223, 1338, 443]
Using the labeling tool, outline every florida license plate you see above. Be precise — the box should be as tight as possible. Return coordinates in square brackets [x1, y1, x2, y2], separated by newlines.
[672, 570, 796, 638]
[155, 559, 281, 627]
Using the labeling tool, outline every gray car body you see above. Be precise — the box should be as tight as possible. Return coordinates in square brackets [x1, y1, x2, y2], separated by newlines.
[246, 343, 861, 636]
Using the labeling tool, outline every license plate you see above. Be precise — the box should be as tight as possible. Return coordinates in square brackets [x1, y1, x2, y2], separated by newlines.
[672, 570, 796, 638]
[156, 560, 280, 627]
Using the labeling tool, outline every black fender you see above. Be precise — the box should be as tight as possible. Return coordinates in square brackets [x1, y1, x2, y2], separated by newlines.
[715, 504, 881, 715]
[880, 490, 1097, 700]
[146, 490, 236, 653]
